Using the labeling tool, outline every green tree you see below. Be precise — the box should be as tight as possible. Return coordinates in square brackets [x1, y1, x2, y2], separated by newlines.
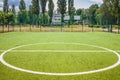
[108, 0, 120, 33]
[31, 0, 40, 15]
[100, 1, 111, 22]
[12, 5, 16, 14]
[81, 9, 89, 23]
[0, 12, 5, 32]
[68, 0, 75, 26]
[19, 0, 26, 11]
[57, 0, 67, 23]
[108, 0, 120, 25]
[3, 12, 14, 31]
[0, 12, 4, 28]
[48, 0, 54, 24]
[101, 0, 115, 32]
[95, 8, 104, 26]
[89, 4, 99, 15]
[68, 0, 74, 15]
[3, 0, 9, 13]
[28, 5, 33, 25]
[76, 9, 83, 15]
[18, 11, 28, 25]
[40, 0, 47, 24]
[88, 4, 99, 24]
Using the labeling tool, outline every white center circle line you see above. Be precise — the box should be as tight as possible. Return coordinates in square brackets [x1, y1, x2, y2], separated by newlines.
[0, 42, 120, 76]
[0, 50, 113, 52]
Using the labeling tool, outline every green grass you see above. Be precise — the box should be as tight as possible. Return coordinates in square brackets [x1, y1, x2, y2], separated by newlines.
[5, 52, 117, 73]
[0, 32, 120, 80]
[13, 43, 104, 50]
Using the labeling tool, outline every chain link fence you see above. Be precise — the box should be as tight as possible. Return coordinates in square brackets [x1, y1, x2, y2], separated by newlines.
[0, 13, 120, 33]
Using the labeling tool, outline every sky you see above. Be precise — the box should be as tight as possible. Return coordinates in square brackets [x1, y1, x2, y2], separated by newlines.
[0, 0, 103, 12]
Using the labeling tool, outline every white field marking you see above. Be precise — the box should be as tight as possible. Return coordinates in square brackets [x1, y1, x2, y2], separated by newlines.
[0, 42, 120, 76]
[0, 50, 120, 53]
[0, 50, 115, 53]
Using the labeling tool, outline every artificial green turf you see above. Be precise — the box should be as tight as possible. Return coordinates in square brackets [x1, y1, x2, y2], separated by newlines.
[0, 32, 120, 80]
[0, 32, 120, 50]
[14, 44, 104, 50]
[5, 52, 117, 73]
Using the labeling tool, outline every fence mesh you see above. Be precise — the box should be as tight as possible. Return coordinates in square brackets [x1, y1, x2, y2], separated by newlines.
[0, 13, 120, 33]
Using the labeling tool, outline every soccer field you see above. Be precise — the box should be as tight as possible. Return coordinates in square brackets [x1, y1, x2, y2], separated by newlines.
[0, 32, 120, 80]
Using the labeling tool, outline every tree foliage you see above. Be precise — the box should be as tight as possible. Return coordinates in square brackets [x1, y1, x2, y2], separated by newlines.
[76, 9, 83, 15]
[3, 0, 9, 13]
[0, 12, 4, 24]
[68, 0, 74, 15]
[57, 0, 67, 22]
[40, 0, 47, 14]
[48, 0, 54, 24]
[40, 0, 48, 24]
[31, 0, 40, 15]
[1, 0, 120, 29]
[89, 4, 99, 15]
[88, 4, 99, 24]
[12, 5, 16, 14]
[19, 0, 26, 11]
[0, 11, 14, 25]
[17, 10, 28, 24]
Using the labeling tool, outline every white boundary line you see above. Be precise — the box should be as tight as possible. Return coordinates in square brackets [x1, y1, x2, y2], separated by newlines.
[0, 50, 116, 52]
[0, 50, 120, 52]
[0, 42, 120, 76]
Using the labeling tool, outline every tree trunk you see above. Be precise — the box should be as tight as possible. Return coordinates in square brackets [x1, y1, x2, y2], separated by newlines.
[61, 14, 64, 23]
[2, 24, 4, 33]
[20, 23, 22, 32]
[12, 23, 14, 31]
[118, 16, 120, 34]
[82, 21, 84, 32]
[43, 14, 45, 25]
[8, 24, 9, 32]
[106, 20, 108, 32]
[110, 18, 113, 32]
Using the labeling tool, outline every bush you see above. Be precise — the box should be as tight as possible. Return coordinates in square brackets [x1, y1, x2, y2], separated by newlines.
[93, 25, 101, 28]
[73, 21, 80, 25]
[88, 24, 101, 28]
[114, 25, 120, 29]
[88, 24, 93, 27]
[101, 26, 106, 29]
